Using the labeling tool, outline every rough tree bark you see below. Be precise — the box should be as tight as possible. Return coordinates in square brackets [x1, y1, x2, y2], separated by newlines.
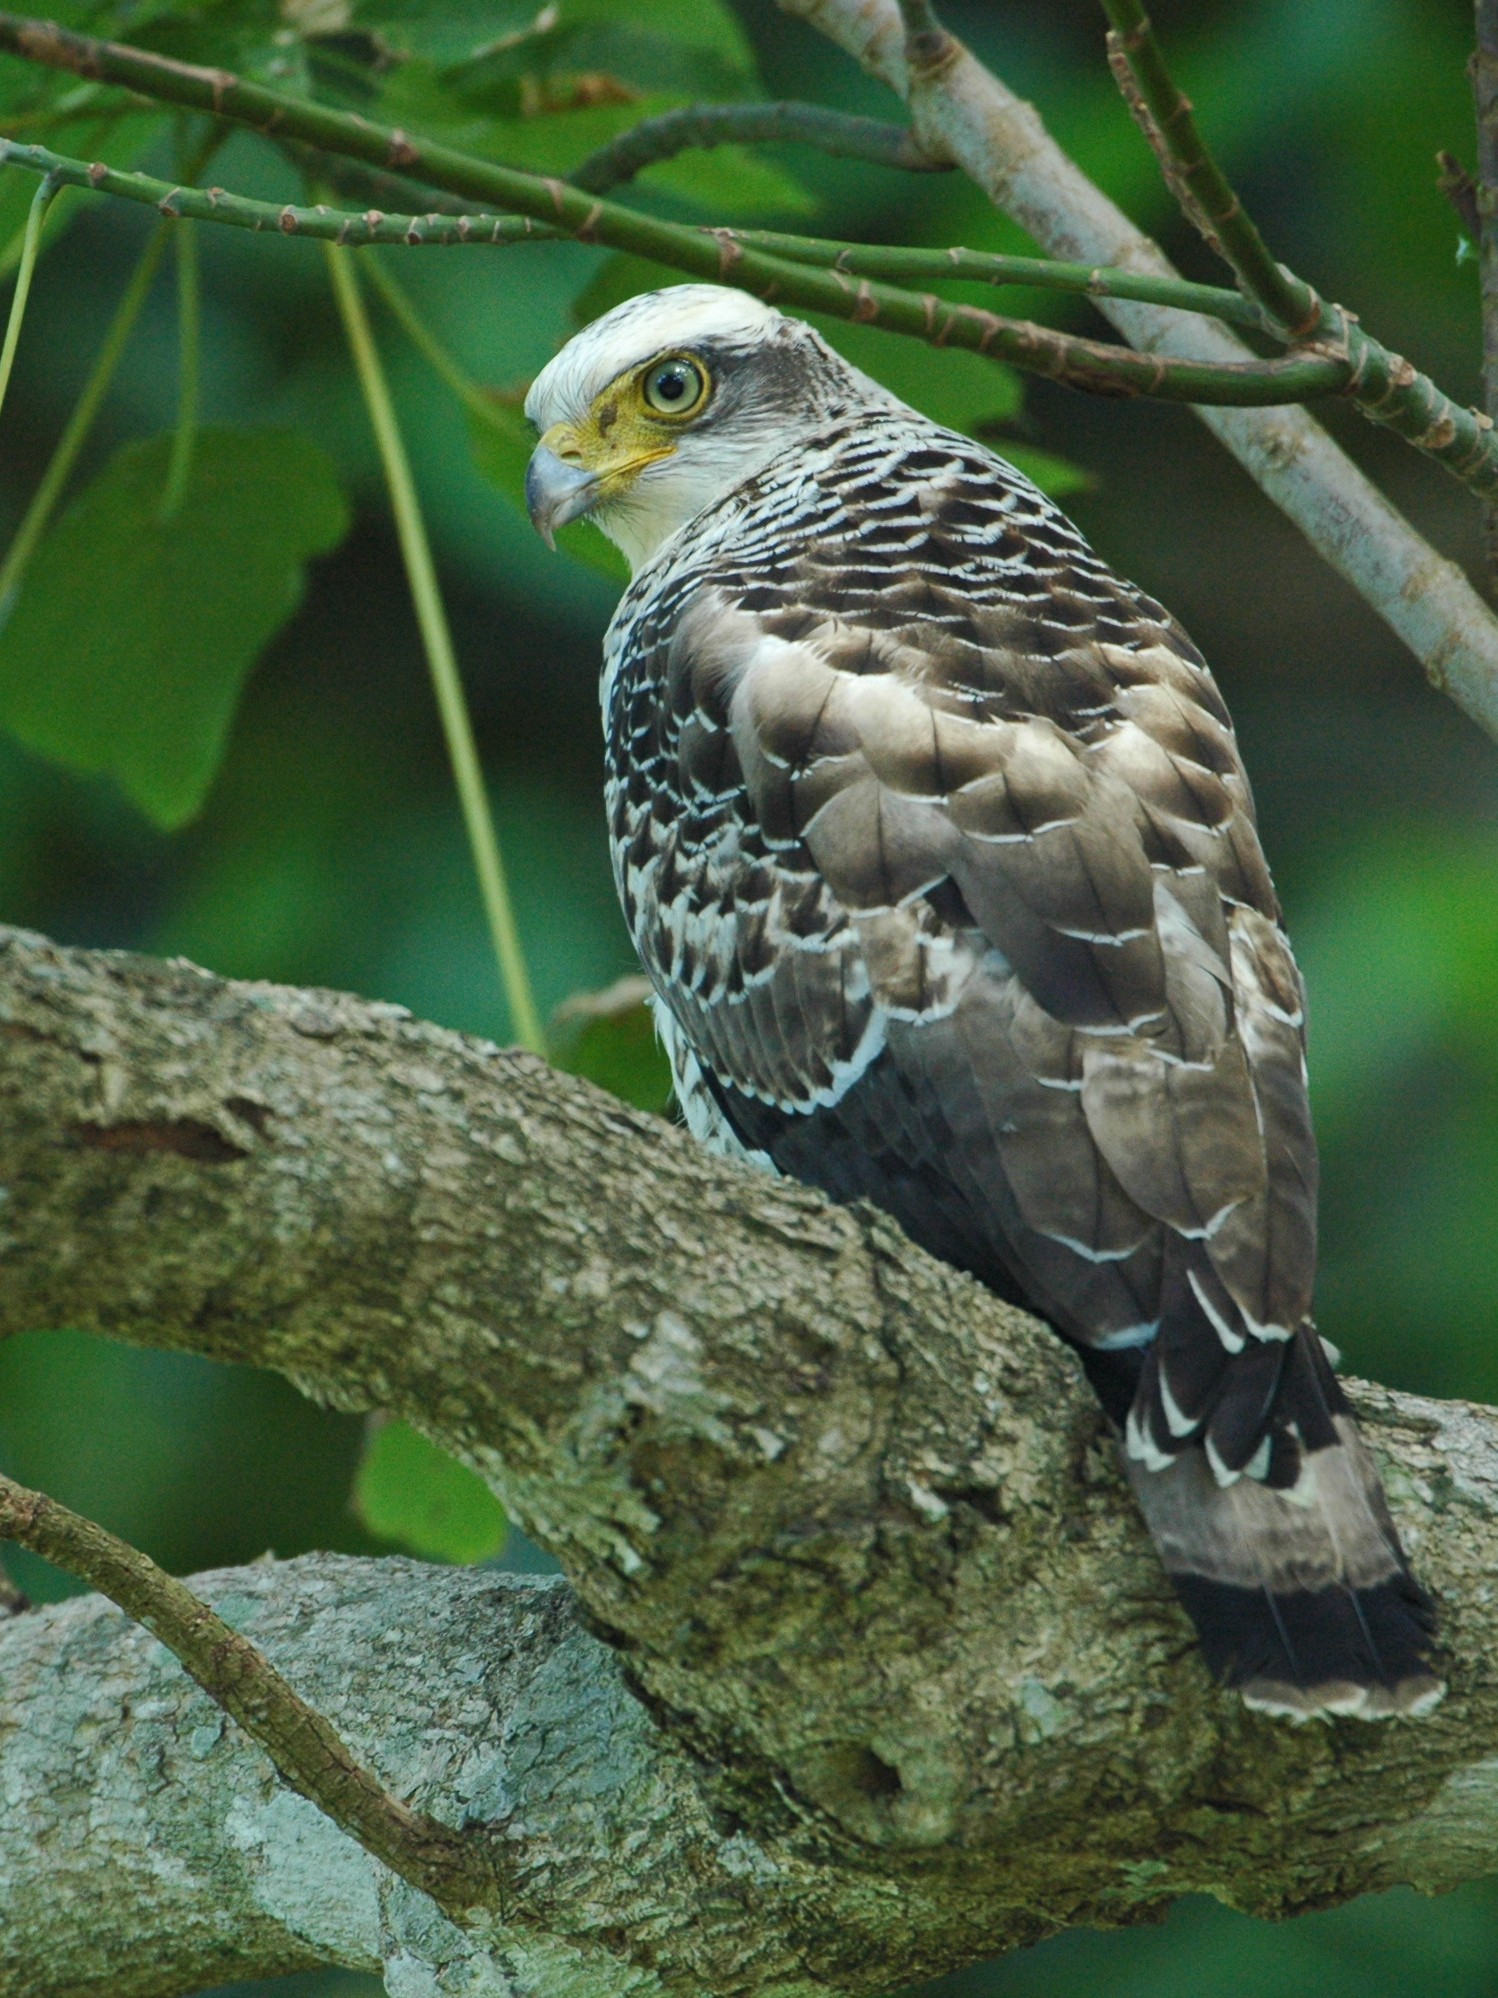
[2, 925, 1498, 1998]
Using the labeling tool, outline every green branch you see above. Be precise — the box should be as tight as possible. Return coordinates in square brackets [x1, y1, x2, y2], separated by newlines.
[324, 242, 544, 1056]
[722, 227, 1267, 328]
[0, 138, 1351, 406]
[0, 134, 1265, 332]
[0, 1469, 506, 1920]
[0, 13, 1492, 485]
[1101, 0, 1498, 496]
[570, 100, 948, 193]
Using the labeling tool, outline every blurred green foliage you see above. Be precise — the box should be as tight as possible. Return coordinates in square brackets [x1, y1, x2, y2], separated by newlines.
[353, 1416, 507, 1563]
[0, 0, 1494, 1993]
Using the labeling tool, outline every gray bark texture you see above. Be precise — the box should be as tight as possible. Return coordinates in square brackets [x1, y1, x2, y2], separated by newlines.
[2, 925, 1498, 1998]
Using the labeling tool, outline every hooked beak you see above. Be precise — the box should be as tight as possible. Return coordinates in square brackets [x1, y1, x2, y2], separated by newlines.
[525, 438, 600, 549]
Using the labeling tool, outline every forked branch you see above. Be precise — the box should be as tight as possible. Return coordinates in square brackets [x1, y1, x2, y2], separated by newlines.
[0, 1471, 508, 1923]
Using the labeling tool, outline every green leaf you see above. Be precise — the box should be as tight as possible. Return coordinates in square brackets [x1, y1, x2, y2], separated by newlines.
[550, 974, 673, 1114]
[0, 428, 349, 829]
[989, 441, 1090, 500]
[353, 1417, 508, 1563]
[466, 398, 628, 582]
[639, 146, 814, 220]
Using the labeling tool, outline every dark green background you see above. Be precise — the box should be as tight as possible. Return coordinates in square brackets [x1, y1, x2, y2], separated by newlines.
[1, 0, 1496, 1992]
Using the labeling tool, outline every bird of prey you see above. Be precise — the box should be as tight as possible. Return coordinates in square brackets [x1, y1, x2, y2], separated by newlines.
[524, 283, 1441, 1719]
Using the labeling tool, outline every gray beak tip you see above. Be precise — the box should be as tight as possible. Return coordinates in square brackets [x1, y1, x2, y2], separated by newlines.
[525, 444, 598, 548]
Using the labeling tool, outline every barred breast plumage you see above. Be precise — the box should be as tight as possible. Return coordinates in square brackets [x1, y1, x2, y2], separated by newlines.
[528, 285, 1440, 1721]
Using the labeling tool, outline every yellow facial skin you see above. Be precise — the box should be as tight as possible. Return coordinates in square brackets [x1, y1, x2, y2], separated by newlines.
[526, 352, 712, 546]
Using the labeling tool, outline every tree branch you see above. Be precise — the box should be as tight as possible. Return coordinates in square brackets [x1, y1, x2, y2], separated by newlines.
[5, 924, 1498, 1993]
[0, 1555, 782, 1998]
[0, 1472, 506, 1924]
[569, 100, 948, 192]
[0, 137, 1354, 405]
[777, 0, 1498, 742]
[3, 17, 1497, 479]
[1101, 2, 1498, 522]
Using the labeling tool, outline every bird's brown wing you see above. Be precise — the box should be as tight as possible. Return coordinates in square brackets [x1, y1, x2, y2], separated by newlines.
[608, 423, 1437, 1713]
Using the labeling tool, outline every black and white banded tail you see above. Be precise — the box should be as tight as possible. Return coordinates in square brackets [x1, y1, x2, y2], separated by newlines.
[1091, 1326, 1441, 1718]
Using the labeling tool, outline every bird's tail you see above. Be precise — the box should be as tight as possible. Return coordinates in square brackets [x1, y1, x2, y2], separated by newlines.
[1107, 1327, 1443, 1719]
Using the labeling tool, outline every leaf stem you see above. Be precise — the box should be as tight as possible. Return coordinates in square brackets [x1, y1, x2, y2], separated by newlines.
[360, 252, 497, 428]
[0, 221, 168, 619]
[0, 171, 57, 428]
[157, 216, 199, 520]
[324, 241, 544, 1055]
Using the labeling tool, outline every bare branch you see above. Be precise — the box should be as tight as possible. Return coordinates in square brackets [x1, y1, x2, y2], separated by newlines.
[5, 924, 1498, 1995]
[0, 1471, 506, 1923]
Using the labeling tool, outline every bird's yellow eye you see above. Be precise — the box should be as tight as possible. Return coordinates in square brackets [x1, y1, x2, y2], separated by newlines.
[641, 355, 709, 419]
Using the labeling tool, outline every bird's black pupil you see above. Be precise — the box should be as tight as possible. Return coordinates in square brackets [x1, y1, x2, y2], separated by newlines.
[655, 366, 689, 401]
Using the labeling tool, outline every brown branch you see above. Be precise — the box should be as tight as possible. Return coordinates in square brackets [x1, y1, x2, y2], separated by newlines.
[0, 1470, 507, 1923]
[6, 922, 1498, 1995]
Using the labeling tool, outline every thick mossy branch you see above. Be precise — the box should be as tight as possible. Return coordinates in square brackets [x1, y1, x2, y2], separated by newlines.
[0, 1472, 506, 1923]
[5, 925, 1498, 1997]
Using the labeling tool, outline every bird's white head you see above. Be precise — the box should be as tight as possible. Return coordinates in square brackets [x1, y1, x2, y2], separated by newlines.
[524, 284, 869, 573]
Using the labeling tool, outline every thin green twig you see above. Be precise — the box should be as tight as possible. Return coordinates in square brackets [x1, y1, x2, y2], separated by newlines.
[571, 101, 946, 193]
[0, 27, 1339, 396]
[1100, 0, 1313, 333]
[724, 228, 1266, 329]
[158, 216, 199, 519]
[0, 221, 168, 618]
[324, 241, 544, 1055]
[0, 134, 1263, 329]
[0, 15, 1494, 487]
[0, 172, 57, 426]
